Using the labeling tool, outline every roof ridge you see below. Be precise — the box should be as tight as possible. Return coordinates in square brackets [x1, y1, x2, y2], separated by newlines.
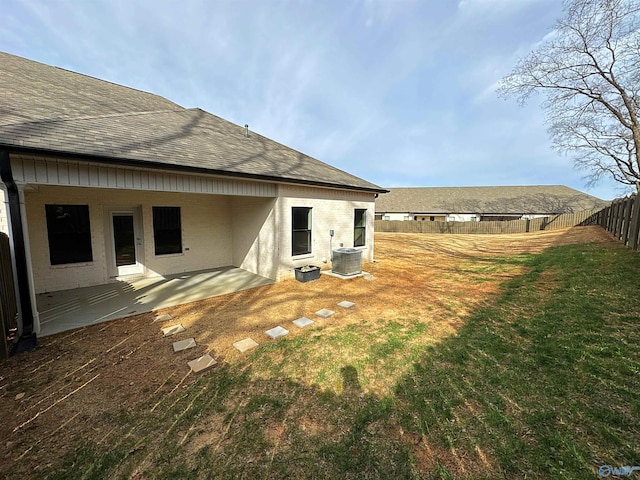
[386, 185, 566, 189]
[0, 108, 191, 127]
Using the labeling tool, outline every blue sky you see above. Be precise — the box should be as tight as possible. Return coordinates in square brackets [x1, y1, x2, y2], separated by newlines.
[1, 0, 627, 200]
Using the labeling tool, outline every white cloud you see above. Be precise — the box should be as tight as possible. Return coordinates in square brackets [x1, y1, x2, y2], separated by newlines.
[0, 0, 624, 200]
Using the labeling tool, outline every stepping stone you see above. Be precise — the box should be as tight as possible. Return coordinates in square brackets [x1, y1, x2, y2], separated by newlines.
[233, 337, 259, 353]
[172, 338, 197, 352]
[293, 317, 314, 328]
[162, 324, 185, 337]
[315, 308, 335, 319]
[337, 301, 355, 309]
[265, 326, 289, 339]
[187, 354, 217, 373]
[154, 313, 173, 323]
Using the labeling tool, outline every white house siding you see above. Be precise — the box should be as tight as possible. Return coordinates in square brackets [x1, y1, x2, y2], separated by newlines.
[275, 185, 376, 279]
[8, 154, 379, 293]
[24, 185, 235, 293]
[446, 213, 479, 222]
[380, 213, 411, 221]
[230, 195, 278, 280]
[10, 154, 277, 197]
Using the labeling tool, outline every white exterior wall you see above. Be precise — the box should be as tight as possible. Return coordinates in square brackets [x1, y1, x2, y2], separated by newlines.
[230, 196, 278, 280]
[446, 213, 479, 222]
[380, 213, 412, 221]
[10, 154, 277, 197]
[11, 154, 379, 293]
[275, 185, 376, 279]
[25, 185, 234, 293]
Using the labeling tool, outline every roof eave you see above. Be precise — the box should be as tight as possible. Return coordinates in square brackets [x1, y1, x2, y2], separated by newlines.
[2, 144, 389, 195]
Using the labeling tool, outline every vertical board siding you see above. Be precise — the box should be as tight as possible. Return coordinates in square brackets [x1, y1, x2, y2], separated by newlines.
[11, 156, 277, 197]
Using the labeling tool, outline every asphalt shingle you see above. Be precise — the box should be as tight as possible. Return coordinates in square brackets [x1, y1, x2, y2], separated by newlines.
[375, 186, 608, 215]
[0, 52, 385, 193]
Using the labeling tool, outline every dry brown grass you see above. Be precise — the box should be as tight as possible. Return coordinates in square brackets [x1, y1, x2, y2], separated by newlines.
[0, 226, 614, 477]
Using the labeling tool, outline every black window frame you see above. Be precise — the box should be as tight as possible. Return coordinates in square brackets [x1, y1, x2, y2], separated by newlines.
[292, 207, 312, 256]
[45, 204, 93, 265]
[152, 206, 183, 256]
[354, 209, 366, 247]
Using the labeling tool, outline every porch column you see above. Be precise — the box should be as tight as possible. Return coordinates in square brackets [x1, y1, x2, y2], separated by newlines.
[0, 151, 38, 351]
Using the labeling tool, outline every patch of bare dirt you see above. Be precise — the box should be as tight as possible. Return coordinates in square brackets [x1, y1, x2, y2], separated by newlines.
[0, 226, 614, 476]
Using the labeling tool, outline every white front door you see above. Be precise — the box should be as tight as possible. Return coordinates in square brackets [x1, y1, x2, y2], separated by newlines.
[110, 210, 144, 276]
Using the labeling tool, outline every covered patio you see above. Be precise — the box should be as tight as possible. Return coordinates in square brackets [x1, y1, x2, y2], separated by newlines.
[37, 267, 273, 336]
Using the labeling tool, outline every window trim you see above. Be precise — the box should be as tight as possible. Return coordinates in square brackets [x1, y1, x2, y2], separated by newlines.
[291, 207, 312, 256]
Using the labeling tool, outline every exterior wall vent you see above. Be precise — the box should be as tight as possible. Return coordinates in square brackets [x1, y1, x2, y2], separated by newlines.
[331, 248, 362, 276]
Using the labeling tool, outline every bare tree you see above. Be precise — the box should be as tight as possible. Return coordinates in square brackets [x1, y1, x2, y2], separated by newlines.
[498, 0, 640, 191]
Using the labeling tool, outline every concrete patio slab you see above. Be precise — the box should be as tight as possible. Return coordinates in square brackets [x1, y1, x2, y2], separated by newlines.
[188, 354, 217, 373]
[233, 337, 259, 353]
[293, 317, 314, 328]
[38, 266, 274, 336]
[315, 309, 335, 318]
[322, 270, 371, 280]
[154, 313, 173, 323]
[162, 324, 185, 337]
[337, 301, 355, 309]
[173, 338, 197, 352]
[265, 326, 289, 339]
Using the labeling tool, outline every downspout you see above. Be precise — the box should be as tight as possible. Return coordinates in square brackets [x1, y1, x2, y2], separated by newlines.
[0, 150, 37, 353]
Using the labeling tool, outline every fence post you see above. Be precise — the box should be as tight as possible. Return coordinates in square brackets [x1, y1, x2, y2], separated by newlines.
[618, 199, 627, 240]
[604, 204, 610, 230]
[609, 201, 615, 233]
[613, 199, 621, 238]
[622, 197, 633, 246]
[628, 194, 640, 250]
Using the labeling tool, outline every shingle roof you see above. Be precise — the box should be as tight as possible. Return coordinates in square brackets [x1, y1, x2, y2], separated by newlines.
[376, 186, 609, 214]
[0, 52, 180, 123]
[0, 52, 385, 193]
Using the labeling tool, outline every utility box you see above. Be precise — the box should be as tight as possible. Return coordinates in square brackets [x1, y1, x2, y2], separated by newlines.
[332, 248, 362, 276]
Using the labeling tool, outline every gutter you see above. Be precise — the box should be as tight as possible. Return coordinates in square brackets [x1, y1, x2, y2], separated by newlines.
[0, 150, 37, 354]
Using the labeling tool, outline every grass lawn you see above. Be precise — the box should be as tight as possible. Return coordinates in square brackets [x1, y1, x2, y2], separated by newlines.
[1, 227, 639, 479]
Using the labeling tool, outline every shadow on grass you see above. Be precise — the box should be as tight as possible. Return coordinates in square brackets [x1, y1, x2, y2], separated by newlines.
[395, 242, 640, 479]
[38, 242, 640, 480]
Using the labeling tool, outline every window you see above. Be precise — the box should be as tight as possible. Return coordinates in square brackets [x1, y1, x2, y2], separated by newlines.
[45, 204, 93, 265]
[292, 207, 312, 255]
[354, 209, 366, 247]
[153, 206, 182, 255]
[383, 215, 390, 221]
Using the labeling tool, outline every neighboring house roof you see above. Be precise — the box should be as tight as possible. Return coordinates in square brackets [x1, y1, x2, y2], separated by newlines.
[376, 186, 609, 214]
[0, 52, 385, 193]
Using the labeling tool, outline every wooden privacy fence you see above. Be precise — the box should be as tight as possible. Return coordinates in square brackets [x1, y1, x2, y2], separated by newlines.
[0, 232, 17, 359]
[595, 194, 640, 250]
[375, 209, 603, 234]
